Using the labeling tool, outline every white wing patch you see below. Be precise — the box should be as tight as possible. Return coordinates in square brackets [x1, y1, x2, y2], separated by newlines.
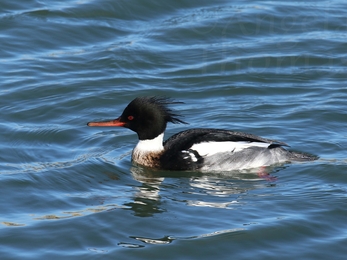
[182, 150, 198, 162]
[189, 141, 270, 157]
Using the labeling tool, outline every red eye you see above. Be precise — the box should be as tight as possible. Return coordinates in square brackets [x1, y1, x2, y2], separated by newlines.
[128, 115, 134, 121]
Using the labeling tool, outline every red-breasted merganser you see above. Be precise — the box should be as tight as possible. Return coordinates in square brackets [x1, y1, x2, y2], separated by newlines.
[87, 96, 317, 171]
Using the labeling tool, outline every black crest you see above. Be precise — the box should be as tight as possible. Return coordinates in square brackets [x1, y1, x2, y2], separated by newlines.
[136, 96, 187, 125]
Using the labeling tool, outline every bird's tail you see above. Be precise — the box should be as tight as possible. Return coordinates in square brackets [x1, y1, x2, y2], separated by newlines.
[288, 151, 319, 161]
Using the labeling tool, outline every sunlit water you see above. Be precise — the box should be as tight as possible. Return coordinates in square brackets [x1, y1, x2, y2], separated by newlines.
[1, 0, 347, 259]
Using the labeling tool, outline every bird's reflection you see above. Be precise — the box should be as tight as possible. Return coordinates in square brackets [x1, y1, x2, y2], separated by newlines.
[123, 164, 282, 217]
[122, 166, 165, 217]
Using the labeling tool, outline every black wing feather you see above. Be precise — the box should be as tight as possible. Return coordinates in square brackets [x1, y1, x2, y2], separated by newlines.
[164, 128, 288, 150]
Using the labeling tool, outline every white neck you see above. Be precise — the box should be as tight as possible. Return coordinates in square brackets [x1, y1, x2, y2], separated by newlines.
[134, 133, 164, 153]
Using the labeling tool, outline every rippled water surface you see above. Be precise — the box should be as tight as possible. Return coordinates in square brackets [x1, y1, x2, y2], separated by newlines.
[1, 0, 347, 259]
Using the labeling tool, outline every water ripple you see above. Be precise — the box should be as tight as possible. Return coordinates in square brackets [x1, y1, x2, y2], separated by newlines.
[1, 0, 347, 259]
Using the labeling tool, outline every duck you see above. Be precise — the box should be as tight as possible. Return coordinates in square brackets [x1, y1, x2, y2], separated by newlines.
[87, 96, 317, 171]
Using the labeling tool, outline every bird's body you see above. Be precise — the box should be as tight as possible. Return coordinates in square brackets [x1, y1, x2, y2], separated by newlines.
[88, 97, 317, 171]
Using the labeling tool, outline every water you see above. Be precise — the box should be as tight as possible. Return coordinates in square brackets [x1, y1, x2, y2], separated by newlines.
[1, 0, 347, 259]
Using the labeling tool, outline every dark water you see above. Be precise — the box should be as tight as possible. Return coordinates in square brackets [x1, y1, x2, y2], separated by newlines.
[1, 0, 347, 259]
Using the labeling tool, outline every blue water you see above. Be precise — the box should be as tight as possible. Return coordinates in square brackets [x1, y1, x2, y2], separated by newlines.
[1, 0, 347, 259]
